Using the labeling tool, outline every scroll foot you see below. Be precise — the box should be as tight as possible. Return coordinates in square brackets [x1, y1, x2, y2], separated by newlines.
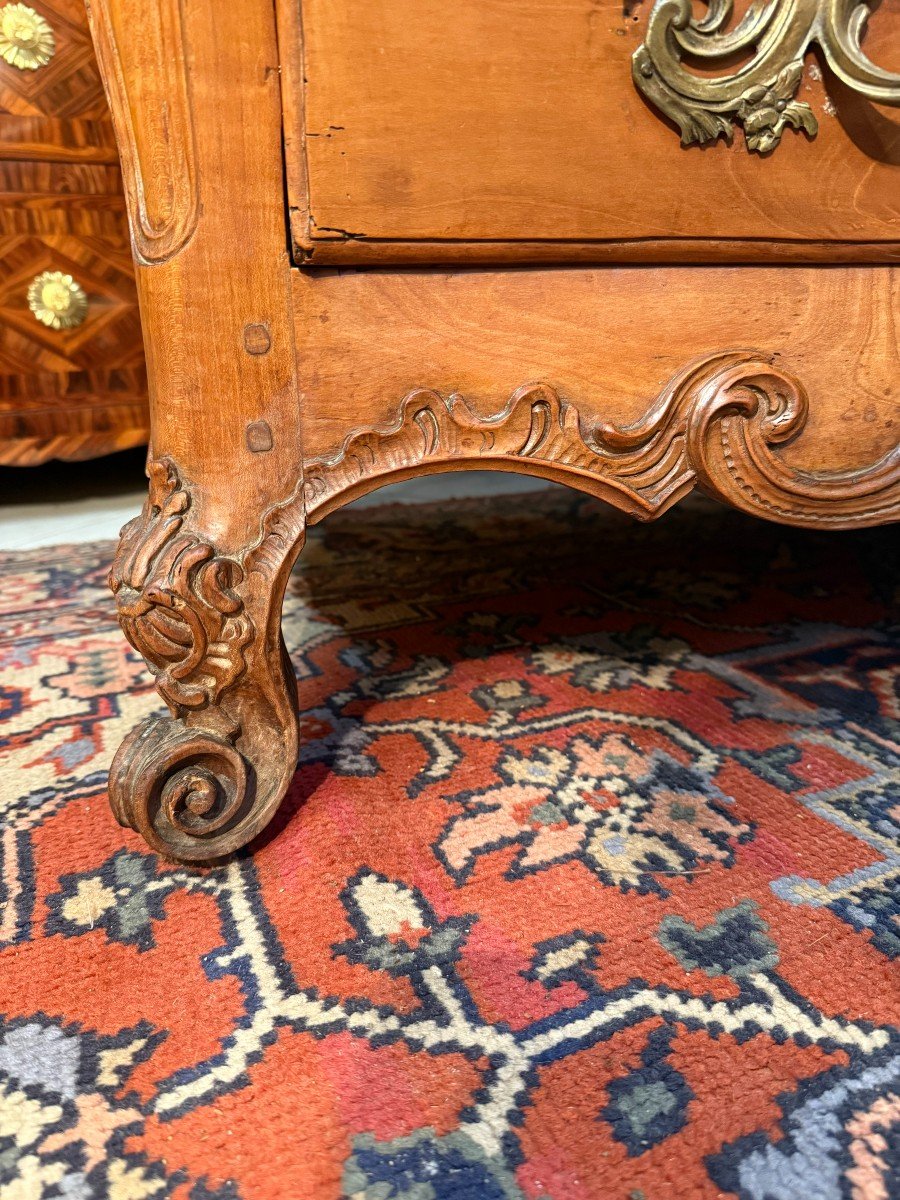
[107, 456, 305, 861]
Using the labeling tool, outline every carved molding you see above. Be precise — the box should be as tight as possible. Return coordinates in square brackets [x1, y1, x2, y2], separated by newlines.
[633, 0, 900, 153]
[109, 459, 253, 714]
[107, 355, 898, 861]
[85, 0, 199, 263]
[303, 351, 900, 530]
[108, 458, 306, 860]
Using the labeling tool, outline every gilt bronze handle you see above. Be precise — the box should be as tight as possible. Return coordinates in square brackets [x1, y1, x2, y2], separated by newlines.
[633, 0, 900, 153]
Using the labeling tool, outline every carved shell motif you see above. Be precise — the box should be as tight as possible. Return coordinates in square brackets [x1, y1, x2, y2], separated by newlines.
[109, 459, 253, 715]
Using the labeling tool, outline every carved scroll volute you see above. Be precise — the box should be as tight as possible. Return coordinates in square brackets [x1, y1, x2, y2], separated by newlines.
[108, 459, 307, 861]
[85, 0, 198, 263]
[633, 0, 900, 153]
[303, 353, 900, 532]
[687, 357, 900, 527]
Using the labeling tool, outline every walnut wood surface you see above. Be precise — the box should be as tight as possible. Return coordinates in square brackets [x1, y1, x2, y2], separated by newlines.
[88, 0, 306, 860]
[292, 240, 900, 267]
[302, 355, 900, 529]
[281, 0, 900, 264]
[88, 0, 900, 861]
[294, 266, 899, 475]
[87, 0, 198, 264]
[297, 268, 900, 530]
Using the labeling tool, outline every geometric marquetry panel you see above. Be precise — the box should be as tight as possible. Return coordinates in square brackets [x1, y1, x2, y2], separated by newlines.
[0, 233, 141, 373]
[0, 0, 106, 117]
[0, 163, 127, 237]
[0, 379, 147, 463]
[0, 0, 117, 160]
[0, 227, 148, 463]
[0, 0, 147, 463]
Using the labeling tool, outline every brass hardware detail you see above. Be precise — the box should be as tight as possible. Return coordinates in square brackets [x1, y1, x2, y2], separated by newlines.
[27, 271, 89, 330]
[0, 3, 55, 70]
[633, 0, 900, 153]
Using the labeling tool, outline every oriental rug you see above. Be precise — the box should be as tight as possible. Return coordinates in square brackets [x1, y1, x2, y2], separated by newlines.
[1, 491, 898, 1200]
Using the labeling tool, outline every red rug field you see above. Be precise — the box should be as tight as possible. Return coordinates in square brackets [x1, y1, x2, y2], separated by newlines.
[1, 491, 898, 1200]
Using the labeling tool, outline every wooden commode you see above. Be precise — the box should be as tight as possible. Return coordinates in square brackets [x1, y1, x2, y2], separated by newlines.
[85, 0, 900, 860]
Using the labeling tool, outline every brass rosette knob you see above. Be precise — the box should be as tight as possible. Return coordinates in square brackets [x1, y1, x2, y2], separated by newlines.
[0, 3, 55, 70]
[27, 271, 89, 330]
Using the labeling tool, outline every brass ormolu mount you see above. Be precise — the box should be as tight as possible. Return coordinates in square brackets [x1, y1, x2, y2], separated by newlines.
[633, 0, 900, 153]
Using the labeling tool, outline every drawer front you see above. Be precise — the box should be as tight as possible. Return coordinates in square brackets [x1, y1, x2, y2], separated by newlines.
[282, 0, 900, 264]
[0, 0, 117, 161]
[0, 166, 148, 464]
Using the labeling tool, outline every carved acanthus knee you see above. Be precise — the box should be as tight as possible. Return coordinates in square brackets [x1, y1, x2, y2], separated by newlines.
[108, 458, 306, 860]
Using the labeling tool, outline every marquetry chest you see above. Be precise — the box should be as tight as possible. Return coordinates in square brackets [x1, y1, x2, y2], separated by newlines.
[86, 0, 899, 859]
[0, 0, 146, 466]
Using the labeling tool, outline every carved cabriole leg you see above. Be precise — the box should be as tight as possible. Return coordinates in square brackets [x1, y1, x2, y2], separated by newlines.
[87, 0, 900, 859]
[108, 459, 306, 860]
[85, 0, 306, 859]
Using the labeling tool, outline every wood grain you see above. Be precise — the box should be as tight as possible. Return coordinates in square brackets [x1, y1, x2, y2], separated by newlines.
[302, 358, 900, 529]
[86, 0, 303, 542]
[0, 0, 118, 160]
[0, 191, 145, 461]
[0, 391, 147, 464]
[88, 0, 308, 860]
[0, 0, 147, 465]
[0, 233, 141, 373]
[0, 163, 127, 236]
[291, 239, 900, 267]
[91, 0, 900, 862]
[281, 0, 900, 263]
[0, 232, 147, 460]
[294, 266, 899, 474]
[86, 0, 198, 263]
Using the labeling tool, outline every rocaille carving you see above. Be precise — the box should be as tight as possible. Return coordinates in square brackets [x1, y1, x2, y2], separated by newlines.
[304, 351, 900, 529]
[109, 458, 253, 714]
[108, 459, 306, 860]
[109, 353, 898, 862]
[633, 0, 900, 153]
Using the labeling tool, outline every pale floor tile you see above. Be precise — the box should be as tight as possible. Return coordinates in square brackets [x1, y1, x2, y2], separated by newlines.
[0, 451, 550, 551]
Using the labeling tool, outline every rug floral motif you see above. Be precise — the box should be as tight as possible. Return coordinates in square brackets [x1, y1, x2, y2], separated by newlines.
[1, 491, 898, 1200]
